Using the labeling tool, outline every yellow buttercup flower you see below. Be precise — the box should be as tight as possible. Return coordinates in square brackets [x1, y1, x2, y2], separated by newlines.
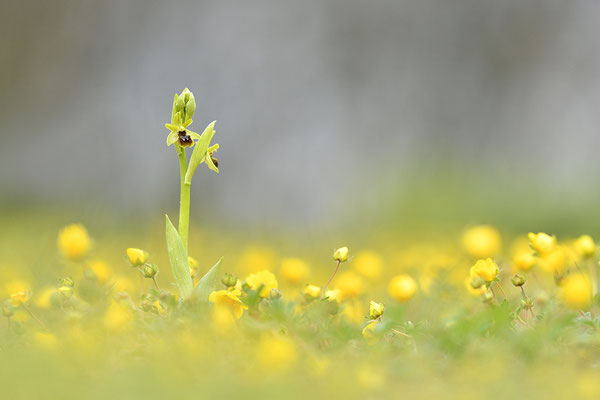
[34, 286, 57, 309]
[574, 235, 597, 258]
[188, 256, 199, 278]
[324, 289, 342, 303]
[560, 273, 592, 309]
[208, 289, 247, 319]
[103, 302, 133, 333]
[303, 284, 322, 300]
[126, 248, 149, 266]
[10, 290, 29, 306]
[256, 335, 297, 370]
[33, 331, 58, 350]
[461, 225, 501, 259]
[280, 258, 310, 285]
[245, 270, 278, 298]
[58, 224, 91, 261]
[335, 271, 363, 299]
[369, 301, 384, 320]
[513, 250, 536, 272]
[237, 246, 277, 274]
[469, 258, 499, 282]
[528, 232, 556, 256]
[538, 247, 567, 275]
[388, 274, 417, 301]
[353, 250, 382, 280]
[89, 260, 111, 284]
[333, 246, 349, 263]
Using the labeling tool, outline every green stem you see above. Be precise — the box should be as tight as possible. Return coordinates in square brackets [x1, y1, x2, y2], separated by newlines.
[177, 148, 191, 252]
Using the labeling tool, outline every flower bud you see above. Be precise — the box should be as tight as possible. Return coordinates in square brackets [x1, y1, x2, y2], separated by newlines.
[185, 93, 196, 120]
[2, 300, 15, 318]
[59, 276, 75, 288]
[482, 290, 494, 303]
[369, 301, 384, 320]
[126, 248, 149, 266]
[512, 274, 526, 287]
[333, 246, 349, 263]
[470, 276, 486, 289]
[142, 263, 158, 278]
[221, 272, 238, 288]
[303, 284, 322, 300]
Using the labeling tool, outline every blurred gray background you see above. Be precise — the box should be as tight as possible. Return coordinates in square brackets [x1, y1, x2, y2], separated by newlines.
[2, 0, 600, 227]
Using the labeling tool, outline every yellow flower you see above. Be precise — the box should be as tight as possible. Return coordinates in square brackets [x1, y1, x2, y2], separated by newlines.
[10, 290, 29, 306]
[333, 246, 349, 263]
[362, 320, 379, 339]
[335, 271, 363, 299]
[369, 301, 384, 320]
[257, 335, 297, 370]
[103, 302, 133, 333]
[324, 289, 342, 303]
[560, 273, 592, 309]
[388, 274, 418, 301]
[33, 331, 58, 350]
[469, 258, 499, 282]
[188, 256, 199, 278]
[528, 232, 556, 256]
[34, 286, 57, 309]
[303, 284, 322, 299]
[280, 258, 310, 285]
[538, 247, 567, 275]
[352, 250, 382, 280]
[356, 364, 385, 389]
[208, 289, 247, 319]
[513, 250, 536, 272]
[58, 224, 91, 261]
[89, 260, 111, 284]
[574, 235, 597, 258]
[237, 246, 277, 274]
[461, 225, 501, 258]
[126, 248, 149, 266]
[245, 270, 278, 298]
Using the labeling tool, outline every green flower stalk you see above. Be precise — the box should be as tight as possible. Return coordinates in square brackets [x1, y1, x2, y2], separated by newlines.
[165, 88, 219, 251]
[163, 88, 222, 302]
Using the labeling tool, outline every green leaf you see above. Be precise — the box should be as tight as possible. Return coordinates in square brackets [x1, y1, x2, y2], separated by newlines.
[193, 257, 223, 302]
[165, 215, 194, 300]
[184, 121, 216, 184]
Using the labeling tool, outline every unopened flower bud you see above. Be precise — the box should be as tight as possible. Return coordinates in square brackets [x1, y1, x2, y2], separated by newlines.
[303, 284, 322, 300]
[2, 300, 15, 318]
[470, 276, 485, 289]
[142, 263, 159, 278]
[512, 274, 526, 287]
[333, 246, 349, 263]
[127, 248, 149, 266]
[60, 276, 75, 288]
[268, 288, 282, 300]
[369, 301, 385, 320]
[482, 290, 493, 303]
[185, 94, 196, 120]
[221, 273, 238, 288]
